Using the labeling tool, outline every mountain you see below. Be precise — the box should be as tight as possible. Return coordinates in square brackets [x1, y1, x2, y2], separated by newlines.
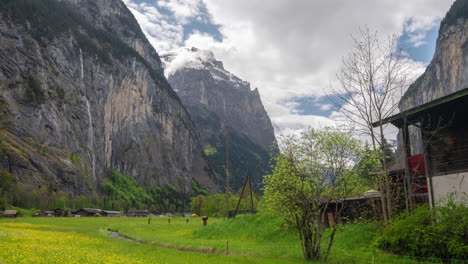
[0, 0, 221, 196]
[162, 48, 278, 190]
[400, 0, 468, 111]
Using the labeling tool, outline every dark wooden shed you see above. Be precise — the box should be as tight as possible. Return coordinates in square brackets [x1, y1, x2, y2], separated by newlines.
[74, 208, 103, 217]
[102, 210, 121, 217]
[42, 211, 55, 217]
[127, 209, 149, 217]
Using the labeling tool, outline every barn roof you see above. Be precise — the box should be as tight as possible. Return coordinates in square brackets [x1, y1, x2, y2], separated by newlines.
[102, 211, 120, 214]
[127, 210, 149, 213]
[372, 87, 468, 128]
[79, 208, 102, 213]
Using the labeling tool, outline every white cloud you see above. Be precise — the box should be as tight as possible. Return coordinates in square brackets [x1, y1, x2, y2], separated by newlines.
[320, 104, 332, 111]
[161, 47, 217, 77]
[124, 0, 454, 138]
[124, 1, 185, 51]
[404, 16, 441, 47]
[157, 0, 202, 23]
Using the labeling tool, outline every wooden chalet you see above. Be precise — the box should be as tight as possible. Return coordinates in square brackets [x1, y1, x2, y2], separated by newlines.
[2, 210, 17, 218]
[373, 87, 468, 206]
[102, 210, 121, 217]
[127, 209, 149, 217]
[54, 208, 65, 217]
[41, 211, 55, 217]
[74, 208, 103, 217]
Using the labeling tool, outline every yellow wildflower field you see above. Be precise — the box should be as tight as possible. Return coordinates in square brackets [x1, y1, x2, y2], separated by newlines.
[0, 219, 307, 264]
[0, 223, 143, 264]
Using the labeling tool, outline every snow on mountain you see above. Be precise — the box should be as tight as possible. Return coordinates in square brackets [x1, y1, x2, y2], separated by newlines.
[161, 47, 249, 89]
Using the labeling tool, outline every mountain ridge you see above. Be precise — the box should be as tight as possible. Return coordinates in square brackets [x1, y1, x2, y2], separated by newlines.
[162, 47, 278, 190]
[0, 0, 221, 195]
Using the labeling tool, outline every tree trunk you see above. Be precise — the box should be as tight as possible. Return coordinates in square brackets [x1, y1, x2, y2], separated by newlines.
[379, 123, 392, 220]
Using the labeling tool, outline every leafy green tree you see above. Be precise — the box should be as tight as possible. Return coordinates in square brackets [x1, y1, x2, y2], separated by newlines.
[263, 127, 369, 261]
[0, 98, 12, 209]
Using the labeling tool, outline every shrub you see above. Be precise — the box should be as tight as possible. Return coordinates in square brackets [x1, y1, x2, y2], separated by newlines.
[378, 202, 468, 259]
[25, 75, 45, 105]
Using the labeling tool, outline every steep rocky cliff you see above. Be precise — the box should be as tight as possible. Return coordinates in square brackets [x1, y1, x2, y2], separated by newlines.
[398, 0, 468, 155]
[162, 48, 278, 190]
[400, 1, 468, 111]
[0, 0, 220, 195]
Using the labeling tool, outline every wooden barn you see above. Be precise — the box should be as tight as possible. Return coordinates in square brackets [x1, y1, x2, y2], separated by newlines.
[2, 210, 17, 218]
[127, 209, 149, 217]
[74, 208, 103, 217]
[41, 211, 55, 217]
[374, 87, 468, 205]
[102, 210, 121, 217]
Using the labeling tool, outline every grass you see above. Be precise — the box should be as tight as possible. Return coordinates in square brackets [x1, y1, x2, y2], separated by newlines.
[0, 217, 309, 264]
[0, 215, 465, 263]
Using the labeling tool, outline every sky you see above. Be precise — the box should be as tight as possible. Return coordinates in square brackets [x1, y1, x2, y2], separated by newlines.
[122, 0, 455, 138]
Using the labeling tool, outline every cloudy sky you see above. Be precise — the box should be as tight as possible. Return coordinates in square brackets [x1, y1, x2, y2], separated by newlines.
[122, 0, 454, 137]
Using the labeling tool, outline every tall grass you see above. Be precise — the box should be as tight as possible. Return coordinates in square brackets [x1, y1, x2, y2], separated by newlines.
[194, 213, 295, 241]
[1, 215, 464, 263]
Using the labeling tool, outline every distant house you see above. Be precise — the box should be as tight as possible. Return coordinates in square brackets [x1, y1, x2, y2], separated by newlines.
[74, 208, 102, 217]
[54, 208, 65, 217]
[102, 210, 121, 217]
[41, 211, 55, 217]
[127, 210, 149, 217]
[2, 210, 17, 218]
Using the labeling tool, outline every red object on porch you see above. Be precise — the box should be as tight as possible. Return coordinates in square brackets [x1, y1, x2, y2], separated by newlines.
[421, 184, 428, 193]
[408, 154, 426, 175]
[412, 183, 428, 194]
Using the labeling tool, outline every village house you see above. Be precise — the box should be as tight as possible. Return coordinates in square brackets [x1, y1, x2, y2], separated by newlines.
[127, 209, 149, 217]
[2, 210, 17, 218]
[41, 211, 55, 217]
[101, 210, 121, 217]
[54, 208, 65, 217]
[374, 87, 468, 206]
[74, 208, 103, 217]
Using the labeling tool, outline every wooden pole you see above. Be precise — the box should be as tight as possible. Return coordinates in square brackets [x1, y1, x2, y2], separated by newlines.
[401, 119, 413, 212]
[225, 130, 230, 219]
[248, 176, 255, 213]
[233, 176, 248, 218]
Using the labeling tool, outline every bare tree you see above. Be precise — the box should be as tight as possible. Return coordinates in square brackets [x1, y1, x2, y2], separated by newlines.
[330, 26, 416, 221]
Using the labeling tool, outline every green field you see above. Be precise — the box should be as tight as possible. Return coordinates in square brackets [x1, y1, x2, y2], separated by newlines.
[0, 215, 463, 263]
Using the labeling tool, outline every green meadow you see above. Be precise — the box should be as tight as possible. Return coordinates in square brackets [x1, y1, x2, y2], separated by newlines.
[0, 215, 463, 263]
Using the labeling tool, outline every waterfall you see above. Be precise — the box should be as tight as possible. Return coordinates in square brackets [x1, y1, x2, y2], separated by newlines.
[80, 48, 84, 80]
[85, 99, 96, 180]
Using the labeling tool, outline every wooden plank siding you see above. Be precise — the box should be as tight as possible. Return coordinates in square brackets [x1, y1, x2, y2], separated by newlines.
[426, 113, 468, 176]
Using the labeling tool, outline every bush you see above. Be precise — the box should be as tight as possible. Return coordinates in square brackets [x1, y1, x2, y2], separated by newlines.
[378, 202, 468, 259]
[25, 75, 45, 105]
[6, 206, 39, 217]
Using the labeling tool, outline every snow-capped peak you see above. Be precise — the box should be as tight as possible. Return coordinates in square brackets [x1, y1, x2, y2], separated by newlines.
[161, 47, 221, 77]
[161, 47, 250, 89]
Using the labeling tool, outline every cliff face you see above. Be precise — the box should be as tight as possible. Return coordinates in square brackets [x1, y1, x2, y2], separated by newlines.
[162, 48, 278, 190]
[400, 19, 468, 110]
[0, 0, 220, 194]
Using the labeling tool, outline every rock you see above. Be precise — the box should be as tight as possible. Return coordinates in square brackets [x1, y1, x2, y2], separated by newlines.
[0, 0, 221, 194]
[162, 48, 278, 190]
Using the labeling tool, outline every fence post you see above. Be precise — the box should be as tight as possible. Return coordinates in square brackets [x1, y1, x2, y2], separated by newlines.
[226, 240, 229, 255]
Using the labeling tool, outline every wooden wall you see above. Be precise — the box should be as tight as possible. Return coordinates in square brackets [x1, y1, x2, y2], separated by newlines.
[426, 113, 468, 176]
